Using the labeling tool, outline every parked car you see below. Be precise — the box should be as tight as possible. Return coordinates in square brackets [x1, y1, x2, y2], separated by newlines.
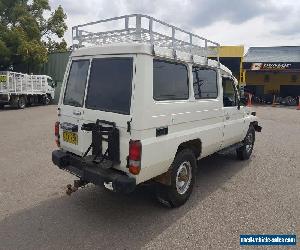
[52, 14, 261, 207]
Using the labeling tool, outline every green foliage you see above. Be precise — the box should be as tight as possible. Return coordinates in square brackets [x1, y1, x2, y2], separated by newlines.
[0, 0, 67, 72]
[46, 37, 68, 53]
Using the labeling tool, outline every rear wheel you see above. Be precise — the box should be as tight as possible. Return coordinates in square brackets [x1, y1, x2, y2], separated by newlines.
[34, 96, 39, 104]
[156, 149, 196, 208]
[236, 125, 255, 160]
[18, 96, 26, 109]
[42, 95, 51, 105]
[27, 95, 34, 106]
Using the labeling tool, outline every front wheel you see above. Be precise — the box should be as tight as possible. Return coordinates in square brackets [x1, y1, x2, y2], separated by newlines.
[156, 149, 196, 208]
[236, 125, 255, 160]
[42, 95, 51, 105]
[18, 96, 26, 109]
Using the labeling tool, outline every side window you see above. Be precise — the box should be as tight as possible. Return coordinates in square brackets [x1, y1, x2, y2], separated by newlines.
[153, 59, 189, 101]
[192, 67, 218, 99]
[222, 77, 237, 107]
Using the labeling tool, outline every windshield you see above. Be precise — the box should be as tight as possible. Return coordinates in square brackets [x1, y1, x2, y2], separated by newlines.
[47, 78, 54, 88]
[85, 57, 133, 115]
[63, 60, 90, 107]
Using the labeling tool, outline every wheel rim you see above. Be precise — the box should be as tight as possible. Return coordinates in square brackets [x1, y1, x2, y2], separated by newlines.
[245, 132, 254, 153]
[176, 161, 192, 195]
[45, 97, 50, 105]
[19, 98, 25, 108]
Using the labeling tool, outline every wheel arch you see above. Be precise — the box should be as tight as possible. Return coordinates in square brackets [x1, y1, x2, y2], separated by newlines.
[153, 138, 202, 186]
[176, 138, 202, 159]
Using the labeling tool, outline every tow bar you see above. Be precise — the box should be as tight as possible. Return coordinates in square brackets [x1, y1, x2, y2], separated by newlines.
[66, 180, 87, 195]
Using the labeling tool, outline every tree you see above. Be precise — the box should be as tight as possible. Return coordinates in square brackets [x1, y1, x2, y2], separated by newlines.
[0, 0, 67, 72]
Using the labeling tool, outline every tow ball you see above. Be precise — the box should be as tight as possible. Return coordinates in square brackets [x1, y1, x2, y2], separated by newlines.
[66, 180, 87, 195]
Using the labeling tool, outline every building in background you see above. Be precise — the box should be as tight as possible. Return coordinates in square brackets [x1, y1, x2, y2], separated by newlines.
[209, 45, 244, 82]
[217, 45, 244, 82]
[242, 46, 300, 98]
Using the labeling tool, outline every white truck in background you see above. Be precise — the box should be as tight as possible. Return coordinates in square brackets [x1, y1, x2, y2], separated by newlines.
[0, 71, 56, 109]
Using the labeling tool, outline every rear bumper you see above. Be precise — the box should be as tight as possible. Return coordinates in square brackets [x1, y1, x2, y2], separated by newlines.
[52, 150, 136, 193]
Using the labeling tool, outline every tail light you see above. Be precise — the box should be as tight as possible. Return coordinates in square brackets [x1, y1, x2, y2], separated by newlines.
[55, 121, 60, 147]
[128, 140, 142, 175]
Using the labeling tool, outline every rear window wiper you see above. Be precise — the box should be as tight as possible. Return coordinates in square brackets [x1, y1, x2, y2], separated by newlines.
[156, 94, 188, 100]
[158, 94, 178, 98]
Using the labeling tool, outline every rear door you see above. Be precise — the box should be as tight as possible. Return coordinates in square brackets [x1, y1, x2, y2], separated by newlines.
[59, 55, 135, 167]
[59, 59, 90, 156]
[83, 56, 134, 167]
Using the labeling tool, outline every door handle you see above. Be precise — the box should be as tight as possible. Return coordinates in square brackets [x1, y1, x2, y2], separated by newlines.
[73, 110, 81, 116]
[225, 114, 230, 120]
[156, 127, 168, 137]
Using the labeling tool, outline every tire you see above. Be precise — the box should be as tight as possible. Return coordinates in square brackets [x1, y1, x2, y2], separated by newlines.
[18, 96, 26, 109]
[156, 149, 197, 208]
[236, 125, 255, 160]
[42, 95, 51, 105]
[27, 96, 34, 106]
[287, 97, 297, 106]
[34, 96, 39, 104]
[0, 103, 4, 109]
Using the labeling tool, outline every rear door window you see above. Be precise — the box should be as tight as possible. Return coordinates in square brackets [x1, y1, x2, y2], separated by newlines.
[153, 60, 189, 100]
[64, 60, 90, 107]
[85, 57, 133, 115]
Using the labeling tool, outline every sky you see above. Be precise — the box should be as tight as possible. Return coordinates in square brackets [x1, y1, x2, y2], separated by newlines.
[49, 0, 300, 50]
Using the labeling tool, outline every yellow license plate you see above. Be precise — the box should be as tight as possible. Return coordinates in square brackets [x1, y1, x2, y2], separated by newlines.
[0, 75, 7, 82]
[63, 131, 78, 145]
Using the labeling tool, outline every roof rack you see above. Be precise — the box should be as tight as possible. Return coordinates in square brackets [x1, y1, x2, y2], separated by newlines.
[72, 14, 220, 62]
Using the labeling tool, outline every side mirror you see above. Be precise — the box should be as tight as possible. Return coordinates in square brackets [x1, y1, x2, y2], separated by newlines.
[239, 97, 247, 106]
[223, 96, 234, 107]
[52, 81, 57, 88]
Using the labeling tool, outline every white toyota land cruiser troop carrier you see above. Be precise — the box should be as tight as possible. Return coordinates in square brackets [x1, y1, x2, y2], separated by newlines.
[52, 14, 261, 207]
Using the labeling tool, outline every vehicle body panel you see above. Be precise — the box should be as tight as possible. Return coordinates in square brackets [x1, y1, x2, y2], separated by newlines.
[56, 43, 259, 185]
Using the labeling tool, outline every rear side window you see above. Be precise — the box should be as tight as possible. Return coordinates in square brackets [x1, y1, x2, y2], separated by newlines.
[85, 57, 133, 115]
[192, 67, 218, 99]
[64, 60, 90, 107]
[153, 60, 189, 100]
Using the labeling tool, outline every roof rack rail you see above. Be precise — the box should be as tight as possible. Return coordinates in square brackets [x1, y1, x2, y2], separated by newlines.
[72, 14, 220, 62]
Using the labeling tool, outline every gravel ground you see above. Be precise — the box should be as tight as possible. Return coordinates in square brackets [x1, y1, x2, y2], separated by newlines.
[0, 105, 299, 249]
